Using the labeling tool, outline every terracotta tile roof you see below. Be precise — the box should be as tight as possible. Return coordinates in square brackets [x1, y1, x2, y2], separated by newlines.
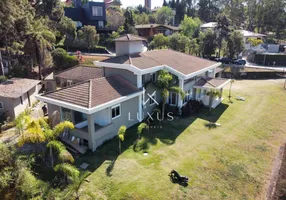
[114, 34, 146, 41]
[102, 49, 219, 75]
[43, 76, 140, 108]
[55, 66, 103, 81]
[194, 77, 230, 89]
[0, 78, 40, 98]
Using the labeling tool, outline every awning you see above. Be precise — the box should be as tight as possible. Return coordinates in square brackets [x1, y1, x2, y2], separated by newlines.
[193, 77, 230, 89]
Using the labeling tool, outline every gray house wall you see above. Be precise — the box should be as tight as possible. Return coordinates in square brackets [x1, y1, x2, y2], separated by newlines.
[0, 86, 39, 119]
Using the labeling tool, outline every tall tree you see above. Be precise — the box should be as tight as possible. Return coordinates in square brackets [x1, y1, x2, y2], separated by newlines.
[180, 15, 201, 38]
[199, 29, 217, 57]
[149, 34, 169, 49]
[168, 33, 191, 52]
[163, 0, 168, 6]
[123, 7, 137, 34]
[77, 26, 99, 52]
[198, 0, 220, 22]
[183, 0, 196, 17]
[216, 14, 230, 57]
[24, 19, 56, 80]
[175, 2, 186, 25]
[156, 70, 185, 116]
[227, 30, 244, 58]
[155, 6, 175, 25]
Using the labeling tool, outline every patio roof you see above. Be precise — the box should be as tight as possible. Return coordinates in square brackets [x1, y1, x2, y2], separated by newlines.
[194, 77, 230, 89]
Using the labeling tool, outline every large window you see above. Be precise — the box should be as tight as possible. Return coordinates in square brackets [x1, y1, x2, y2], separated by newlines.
[92, 6, 103, 16]
[111, 104, 121, 119]
[150, 73, 156, 82]
[169, 92, 177, 105]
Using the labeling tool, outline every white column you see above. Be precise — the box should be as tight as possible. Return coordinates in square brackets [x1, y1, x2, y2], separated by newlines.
[138, 94, 143, 122]
[137, 74, 142, 88]
[87, 114, 95, 151]
[178, 78, 184, 108]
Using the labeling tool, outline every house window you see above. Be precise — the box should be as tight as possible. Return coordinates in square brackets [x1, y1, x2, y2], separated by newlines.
[67, 80, 73, 86]
[98, 21, 104, 28]
[0, 102, 3, 109]
[150, 73, 156, 82]
[169, 92, 177, 105]
[183, 89, 192, 104]
[92, 6, 103, 16]
[111, 104, 121, 119]
[149, 93, 156, 106]
[20, 96, 23, 105]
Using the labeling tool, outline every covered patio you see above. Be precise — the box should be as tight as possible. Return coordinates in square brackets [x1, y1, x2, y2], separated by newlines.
[193, 77, 230, 108]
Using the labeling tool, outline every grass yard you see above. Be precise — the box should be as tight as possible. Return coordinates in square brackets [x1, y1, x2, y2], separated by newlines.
[74, 79, 286, 200]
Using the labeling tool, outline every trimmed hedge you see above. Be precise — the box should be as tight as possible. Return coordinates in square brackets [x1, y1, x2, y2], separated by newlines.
[52, 48, 79, 70]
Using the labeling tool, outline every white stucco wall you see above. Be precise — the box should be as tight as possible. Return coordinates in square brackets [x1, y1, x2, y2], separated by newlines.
[115, 41, 144, 56]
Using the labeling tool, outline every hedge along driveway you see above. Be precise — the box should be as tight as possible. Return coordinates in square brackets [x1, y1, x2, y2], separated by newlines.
[74, 79, 286, 200]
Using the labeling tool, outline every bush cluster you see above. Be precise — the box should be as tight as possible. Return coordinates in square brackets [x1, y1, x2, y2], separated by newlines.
[52, 48, 79, 70]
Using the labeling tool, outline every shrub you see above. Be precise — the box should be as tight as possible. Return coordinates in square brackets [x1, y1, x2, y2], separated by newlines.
[52, 48, 79, 70]
[0, 76, 7, 83]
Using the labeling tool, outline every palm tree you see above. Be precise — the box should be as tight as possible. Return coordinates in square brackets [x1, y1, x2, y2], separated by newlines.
[228, 79, 234, 102]
[137, 123, 149, 140]
[156, 70, 185, 116]
[206, 89, 220, 112]
[54, 163, 80, 183]
[63, 171, 91, 200]
[118, 125, 126, 154]
[18, 117, 74, 167]
[24, 19, 56, 80]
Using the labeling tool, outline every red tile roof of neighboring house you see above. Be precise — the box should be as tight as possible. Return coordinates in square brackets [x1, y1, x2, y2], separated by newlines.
[55, 66, 103, 81]
[43, 76, 140, 108]
[194, 77, 230, 89]
[135, 24, 181, 31]
[114, 34, 147, 41]
[0, 78, 40, 98]
[102, 49, 219, 75]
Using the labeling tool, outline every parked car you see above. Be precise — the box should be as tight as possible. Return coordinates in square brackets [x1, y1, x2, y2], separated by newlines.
[234, 59, 246, 65]
[220, 57, 233, 64]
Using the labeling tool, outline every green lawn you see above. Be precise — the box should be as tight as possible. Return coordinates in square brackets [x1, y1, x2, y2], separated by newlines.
[74, 80, 286, 200]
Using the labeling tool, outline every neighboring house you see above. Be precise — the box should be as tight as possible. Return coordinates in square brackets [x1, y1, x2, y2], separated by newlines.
[200, 22, 217, 32]
[36, 34, 230, 153]
[55, 65, 104, 88]
[238, 30, 266, 50]
[0, 78, 41, 119]
[135, 24, 181, 37]
[64, 0, 106, 31]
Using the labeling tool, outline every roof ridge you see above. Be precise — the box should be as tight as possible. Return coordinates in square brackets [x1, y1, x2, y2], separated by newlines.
[88, 79, 92, 108]
[55, 65, 99, 76]
[43, 79, 90, 96]
[201, 77, 216, 87]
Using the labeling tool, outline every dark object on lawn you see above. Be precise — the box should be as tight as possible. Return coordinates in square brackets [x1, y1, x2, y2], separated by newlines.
[42, 105, 48, 116]
[169, 170, 189, 185]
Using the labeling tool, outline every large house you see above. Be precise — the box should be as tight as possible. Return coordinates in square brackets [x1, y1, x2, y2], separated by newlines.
[0, 78, 41, 119]
[135, 24, 181, 38]
[64, 0, 107, 30]
[36, 34, 230, 153]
